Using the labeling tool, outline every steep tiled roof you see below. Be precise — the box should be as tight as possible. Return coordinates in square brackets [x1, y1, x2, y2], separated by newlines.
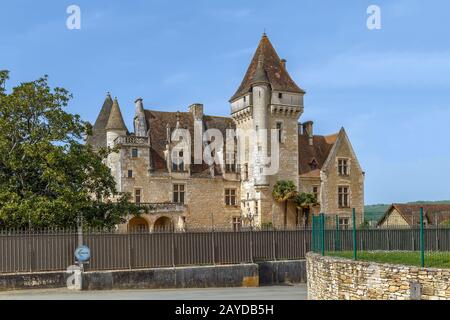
[298, 133, 337, 177]
[145, 110, 234, 174]
[230, 33, 305, 102]
[86, 94, 113, 148]
[379, 204, 450, 226]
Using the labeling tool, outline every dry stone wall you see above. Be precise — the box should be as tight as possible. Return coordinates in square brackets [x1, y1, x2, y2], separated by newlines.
[307, 253, 450, 300]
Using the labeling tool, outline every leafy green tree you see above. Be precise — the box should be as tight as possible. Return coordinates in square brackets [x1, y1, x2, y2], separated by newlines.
[0, 71, 143, 229]
[272, 180, 297, 228]
[294, 192, 318, 226]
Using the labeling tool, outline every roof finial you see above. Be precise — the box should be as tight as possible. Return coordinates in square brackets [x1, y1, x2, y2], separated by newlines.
[262, 29, 267, 38]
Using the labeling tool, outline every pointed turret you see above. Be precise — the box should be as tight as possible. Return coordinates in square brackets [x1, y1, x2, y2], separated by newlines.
[229, 33, 305, 102]
[106, 97, 127, 131]
[86, 93, 114, 148]
[251, 55, 269, 85]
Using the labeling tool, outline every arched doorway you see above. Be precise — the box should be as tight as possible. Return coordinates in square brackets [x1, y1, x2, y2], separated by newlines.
[128, 216, 149, 232]
[153, 216, 173, 232]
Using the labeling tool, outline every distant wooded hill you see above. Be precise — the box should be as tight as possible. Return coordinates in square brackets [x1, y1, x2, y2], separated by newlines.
[365, 200, 450, 223]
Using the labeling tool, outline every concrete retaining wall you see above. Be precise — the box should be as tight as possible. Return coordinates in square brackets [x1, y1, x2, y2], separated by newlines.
[0, 260, 306, 291]
[0, 271, 68, 291]
[82, 264, 259, 290]
[307, 253, 450, 300]
[258, 260, 306, 285]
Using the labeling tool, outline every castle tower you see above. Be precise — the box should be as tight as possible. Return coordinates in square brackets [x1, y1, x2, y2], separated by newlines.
[251, 55, 270, 187]
[105, 97, 128, 190]
[230, 33, 305, 227]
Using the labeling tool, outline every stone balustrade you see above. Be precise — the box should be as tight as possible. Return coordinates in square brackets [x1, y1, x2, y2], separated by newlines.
[137, 202, 186, 213]
[114, 135, 148, 146]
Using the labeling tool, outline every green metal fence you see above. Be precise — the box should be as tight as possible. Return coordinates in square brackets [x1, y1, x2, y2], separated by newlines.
[313, 208, 450, 269]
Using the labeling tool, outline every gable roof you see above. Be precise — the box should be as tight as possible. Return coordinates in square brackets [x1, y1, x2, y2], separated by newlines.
[321, 128, 364, 175]
[378, 204, 450, 226]
[86, 93, 113, 148]
[298, 133, 338, 178]
[229, 33, 305, 102]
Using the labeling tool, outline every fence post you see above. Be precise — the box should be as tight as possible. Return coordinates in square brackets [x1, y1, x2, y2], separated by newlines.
[352, 208, 357, 261]
[320, 213, 325, 256]
[211, 223, 216, 266]
[249, 228, 254, 263]
[311, 216, 316, 253]
[127, 231, 132, 270]
[335, 215, 340, 251]
[420, 207, 425, 268]
[171, 227, 176, 268]
[272, 228, 277, 261]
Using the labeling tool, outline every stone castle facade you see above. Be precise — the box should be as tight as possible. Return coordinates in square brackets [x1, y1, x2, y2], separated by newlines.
[87, 34, 365, 231]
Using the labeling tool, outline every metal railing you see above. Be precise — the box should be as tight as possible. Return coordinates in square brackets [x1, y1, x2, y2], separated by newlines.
[0, 228, 310, 274]
[312, 208, 450, 268]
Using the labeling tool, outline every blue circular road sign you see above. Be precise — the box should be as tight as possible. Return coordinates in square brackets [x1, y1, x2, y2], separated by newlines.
[74, 245, 91, 262]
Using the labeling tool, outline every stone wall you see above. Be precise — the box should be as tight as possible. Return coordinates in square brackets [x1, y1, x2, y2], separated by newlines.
[307, 253, 450, 300]
[320, 131, 364, 225]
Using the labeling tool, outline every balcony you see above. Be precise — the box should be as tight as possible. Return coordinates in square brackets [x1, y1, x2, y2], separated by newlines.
[136, 202, 186, 213]
[114, 136, 148, 146]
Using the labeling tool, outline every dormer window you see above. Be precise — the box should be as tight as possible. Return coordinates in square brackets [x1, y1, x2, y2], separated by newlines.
[309, 158, 319, 170]
[172, 150, 184, 172]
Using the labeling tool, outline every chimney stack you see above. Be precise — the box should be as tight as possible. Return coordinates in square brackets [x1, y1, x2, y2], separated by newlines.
[303, 121, 314, 146]
[189, 103, 204, 121]
[281, 59, 287, 69]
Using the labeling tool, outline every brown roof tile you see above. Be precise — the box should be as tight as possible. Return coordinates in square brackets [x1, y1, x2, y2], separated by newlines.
[230, 33, 305, 102]
[145, 110, 234, 174]
[380, 204, 450, 226]
[298, 133, 337, 177]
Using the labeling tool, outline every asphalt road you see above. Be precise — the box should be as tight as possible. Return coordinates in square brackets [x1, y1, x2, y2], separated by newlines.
[0, 284, 307, 300]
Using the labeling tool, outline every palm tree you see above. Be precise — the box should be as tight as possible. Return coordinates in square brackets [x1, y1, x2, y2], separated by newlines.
[272, 180, 297, 228]
[294, 192, 319, 227]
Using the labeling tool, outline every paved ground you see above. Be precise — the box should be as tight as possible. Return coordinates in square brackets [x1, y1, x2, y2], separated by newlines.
[0, 284, 307, 300]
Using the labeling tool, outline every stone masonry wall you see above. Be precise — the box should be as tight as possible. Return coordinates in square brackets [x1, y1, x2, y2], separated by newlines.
[320, 134, 364, 226]
[307, 253, 450, 300]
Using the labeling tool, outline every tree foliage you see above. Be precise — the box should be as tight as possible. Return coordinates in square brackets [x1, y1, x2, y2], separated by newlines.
[294, 192, 318, 210]
[0, 71, 142, 229]
[272, 180, 297, 227]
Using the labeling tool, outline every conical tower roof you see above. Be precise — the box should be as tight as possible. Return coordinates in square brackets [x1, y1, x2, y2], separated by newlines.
[251, 55, 269, 85]
[93, 92, 113, 130]
[86, 93, 113, 148]
[229, 33, 305, 102]
[105, 97, 127, 131]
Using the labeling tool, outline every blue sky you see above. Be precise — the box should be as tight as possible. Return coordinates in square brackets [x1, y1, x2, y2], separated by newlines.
[1, 0, 449, 205]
